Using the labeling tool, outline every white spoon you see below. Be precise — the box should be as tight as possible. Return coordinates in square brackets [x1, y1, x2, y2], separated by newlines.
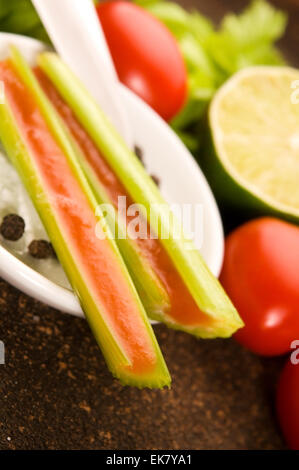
[0, 26, 224, 317]
[31, 0, 132, 146]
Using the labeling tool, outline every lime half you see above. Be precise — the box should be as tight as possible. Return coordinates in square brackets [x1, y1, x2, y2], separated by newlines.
[208, 66, 299, 222]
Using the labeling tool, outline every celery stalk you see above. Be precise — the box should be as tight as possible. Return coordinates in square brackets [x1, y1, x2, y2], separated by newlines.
[64, 132, 171, 318]
[38, 52, 243, 338]
[1, 48, 170, 388]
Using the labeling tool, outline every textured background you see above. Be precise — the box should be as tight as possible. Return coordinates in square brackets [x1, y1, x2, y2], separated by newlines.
[0, 0, 297, 450]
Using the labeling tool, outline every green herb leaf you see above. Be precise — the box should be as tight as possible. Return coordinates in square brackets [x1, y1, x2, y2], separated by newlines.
[221, 0, 287, 46]
[137, 0, 287, 152]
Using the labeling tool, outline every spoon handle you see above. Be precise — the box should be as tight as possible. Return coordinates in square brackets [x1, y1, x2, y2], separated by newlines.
[31, 0, 132, 145]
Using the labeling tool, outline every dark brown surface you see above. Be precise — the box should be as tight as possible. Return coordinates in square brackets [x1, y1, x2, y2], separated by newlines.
[0, 280, 286, 450]
[0, 0, 297, 450]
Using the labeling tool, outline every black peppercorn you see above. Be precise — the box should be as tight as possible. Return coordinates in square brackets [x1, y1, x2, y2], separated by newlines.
[28, 240, 56, 260]
[0, 214, 25, 241]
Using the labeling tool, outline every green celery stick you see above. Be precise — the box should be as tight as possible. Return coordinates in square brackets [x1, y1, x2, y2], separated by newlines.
[38, 52, 243, 338]
[0, 48, 170, 388]
[60, 130, 171, 319]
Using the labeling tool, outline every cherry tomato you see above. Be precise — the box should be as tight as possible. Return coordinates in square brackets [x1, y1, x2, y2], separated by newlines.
[96, 1, 187, 121]
[220, 218, 299, 356]
[276, 359, 299, 449]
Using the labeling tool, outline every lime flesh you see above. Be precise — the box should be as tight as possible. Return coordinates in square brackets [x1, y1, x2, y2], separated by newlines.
[210, 66, 299, 221]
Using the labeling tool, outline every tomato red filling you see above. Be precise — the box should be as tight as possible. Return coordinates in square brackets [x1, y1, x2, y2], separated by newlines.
[35, 68, 210, 327]
[0, 60, 158, 374]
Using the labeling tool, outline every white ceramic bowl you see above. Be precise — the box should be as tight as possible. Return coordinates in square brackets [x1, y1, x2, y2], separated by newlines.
[0, 33, 224, 318]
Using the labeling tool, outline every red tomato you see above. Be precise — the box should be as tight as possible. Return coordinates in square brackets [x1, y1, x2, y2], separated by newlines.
[220, 218, 299, 356]
[96, 1, 187, 121]
[277, 359, 299, 449]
